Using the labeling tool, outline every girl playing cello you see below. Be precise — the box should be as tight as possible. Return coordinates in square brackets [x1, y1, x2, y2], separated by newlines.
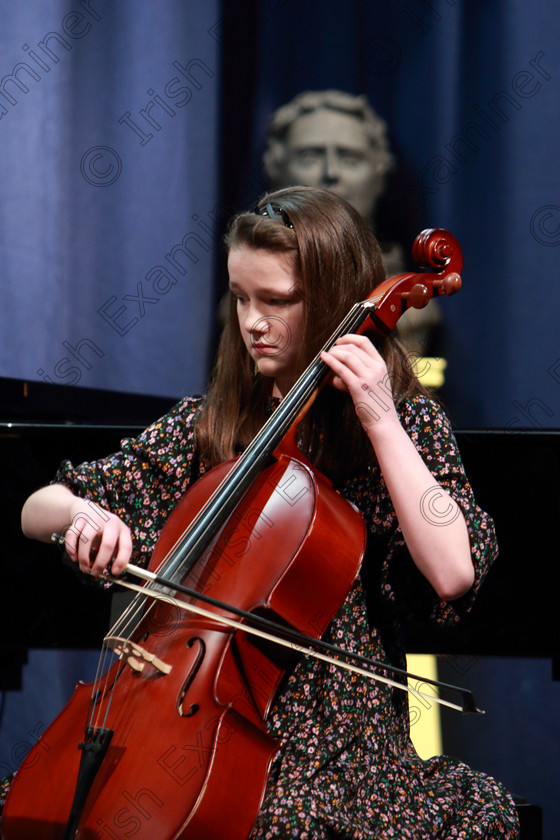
[14, 186, 518, 838]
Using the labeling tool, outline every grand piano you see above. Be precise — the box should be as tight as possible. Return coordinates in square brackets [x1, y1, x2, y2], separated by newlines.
[1, 376, 556, 837]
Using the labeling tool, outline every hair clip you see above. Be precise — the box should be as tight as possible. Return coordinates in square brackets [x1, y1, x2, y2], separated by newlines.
[254, 202, 294, 229]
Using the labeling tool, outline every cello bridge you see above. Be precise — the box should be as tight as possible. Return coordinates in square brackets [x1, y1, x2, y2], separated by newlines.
[106, 635, 172, 675]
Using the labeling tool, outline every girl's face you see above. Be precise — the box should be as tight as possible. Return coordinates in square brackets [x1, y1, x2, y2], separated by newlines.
[227, 246, 305, 398]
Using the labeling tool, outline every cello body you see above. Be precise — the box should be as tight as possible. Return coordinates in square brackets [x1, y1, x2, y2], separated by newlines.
[2, 454, 365, 839]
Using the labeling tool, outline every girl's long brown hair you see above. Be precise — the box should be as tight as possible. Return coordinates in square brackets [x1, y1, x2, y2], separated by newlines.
[195, 186, 430, 484]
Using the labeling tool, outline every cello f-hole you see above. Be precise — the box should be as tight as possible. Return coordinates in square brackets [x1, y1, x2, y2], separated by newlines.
[177, 636, 205, 717]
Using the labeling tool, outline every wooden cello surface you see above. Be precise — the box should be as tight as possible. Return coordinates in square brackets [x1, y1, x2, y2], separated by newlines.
[2, 454, 365, 840]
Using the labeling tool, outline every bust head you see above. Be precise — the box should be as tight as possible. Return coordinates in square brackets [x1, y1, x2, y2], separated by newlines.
[263, 90, 394, 221]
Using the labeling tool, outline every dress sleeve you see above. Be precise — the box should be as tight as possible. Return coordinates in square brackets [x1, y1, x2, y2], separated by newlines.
[345, 395, 498, 627]
[53, 395, 205, 566]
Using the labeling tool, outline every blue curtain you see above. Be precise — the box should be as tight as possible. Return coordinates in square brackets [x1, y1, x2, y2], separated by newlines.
[0, 0, 220, 399]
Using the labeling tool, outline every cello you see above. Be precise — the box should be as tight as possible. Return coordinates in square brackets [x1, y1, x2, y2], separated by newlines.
[3, 226, 469, 839]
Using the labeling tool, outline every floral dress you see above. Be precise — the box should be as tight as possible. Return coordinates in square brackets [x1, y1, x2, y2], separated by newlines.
[1, 394, 519, 838]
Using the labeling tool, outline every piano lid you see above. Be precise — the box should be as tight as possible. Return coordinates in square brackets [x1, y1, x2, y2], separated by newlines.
[0, 375, 178, 426]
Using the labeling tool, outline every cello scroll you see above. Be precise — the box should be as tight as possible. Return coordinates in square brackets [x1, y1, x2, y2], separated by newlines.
[364, 227, 462, 334]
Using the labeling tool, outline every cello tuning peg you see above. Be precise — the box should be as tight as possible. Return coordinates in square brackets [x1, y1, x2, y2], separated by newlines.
[434, 272, 462, 296]
[400, 283, 430, 309]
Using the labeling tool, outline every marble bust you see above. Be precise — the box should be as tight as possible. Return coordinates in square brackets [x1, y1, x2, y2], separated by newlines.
[263, 90, 441, 359]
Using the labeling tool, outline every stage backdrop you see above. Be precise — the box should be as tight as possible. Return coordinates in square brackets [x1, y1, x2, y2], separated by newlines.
[1, 1, 559, 837]
[0, 0, 220, 400]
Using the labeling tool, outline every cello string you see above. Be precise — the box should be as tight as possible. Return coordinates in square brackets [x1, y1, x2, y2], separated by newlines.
[86, 585, 163, 732]
[84, 553, 186, 732]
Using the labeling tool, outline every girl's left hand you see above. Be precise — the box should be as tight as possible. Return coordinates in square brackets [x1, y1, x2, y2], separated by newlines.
[320, 334, 399, 435]
[322, 334, 474, 601]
